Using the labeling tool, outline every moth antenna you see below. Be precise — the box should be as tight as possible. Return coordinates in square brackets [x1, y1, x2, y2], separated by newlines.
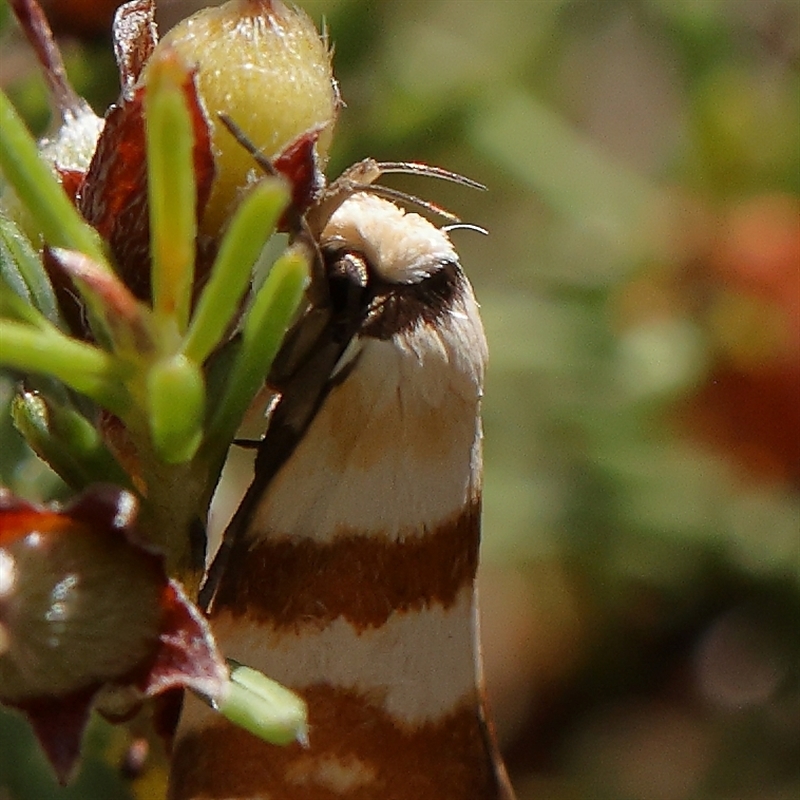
[308, 158, 484, 236]
[363, 184, 462, 223]
[373, 162, 487, 192]
[217, 113, 280, 177]
[442, 222, 489, 236]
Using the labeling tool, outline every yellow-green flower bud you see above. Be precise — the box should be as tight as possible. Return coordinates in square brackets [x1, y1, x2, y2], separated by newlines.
[149, 0, 338, 236]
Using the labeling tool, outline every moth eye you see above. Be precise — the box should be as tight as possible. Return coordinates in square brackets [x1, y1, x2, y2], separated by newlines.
[328, 250, 369, 287]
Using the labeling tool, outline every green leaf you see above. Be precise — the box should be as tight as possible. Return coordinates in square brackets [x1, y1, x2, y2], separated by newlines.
[145, 51, 197, 333]
[216, 660, 308, 747]
[0, 90, 107, 266]
[0, 215, 60, 326]
[0, 320, 129, 416]
[204, 246, 308, 456]
[11, 391, 131, 491]
[0, 272, 51, 329]
[183, 178, 289, 365]
[146, 354, 205, 463]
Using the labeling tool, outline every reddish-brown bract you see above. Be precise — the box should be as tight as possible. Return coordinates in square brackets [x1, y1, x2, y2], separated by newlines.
[77, 77, 215, 304]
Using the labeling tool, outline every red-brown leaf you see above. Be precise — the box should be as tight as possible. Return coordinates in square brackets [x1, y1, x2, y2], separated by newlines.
[48, 246, 155, 352]
[273, 125, 325, 229]
[78, 73, 215, 304]
[15, 688, 98, 785]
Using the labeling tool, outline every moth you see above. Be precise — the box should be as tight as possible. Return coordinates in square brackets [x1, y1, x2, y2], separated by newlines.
[171, 121, 515, 800]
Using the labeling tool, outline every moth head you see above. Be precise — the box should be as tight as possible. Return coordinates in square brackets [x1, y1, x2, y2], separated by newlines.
[296, 157, 485, 337]
[215, 114, 483, 284]
[216, 112, 485, 345]
[319, 192, 458, 286]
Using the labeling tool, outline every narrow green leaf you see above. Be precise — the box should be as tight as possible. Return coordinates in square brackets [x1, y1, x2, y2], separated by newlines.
[0, 320, 130, 416]
[204, 247, 308, 455]
[183, 179, 289, 364]
[145, 52, 196, 332]
[12, 391, 131, 490]
[0, 214, 61, 326]
[0, 273, 51, 329]
[0, 90, 107, 266]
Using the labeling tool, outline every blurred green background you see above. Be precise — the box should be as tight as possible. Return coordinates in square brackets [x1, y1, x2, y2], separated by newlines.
[1, 1, 798, 798]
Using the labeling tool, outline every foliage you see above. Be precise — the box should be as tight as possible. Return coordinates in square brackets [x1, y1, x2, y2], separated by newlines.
[1, 0, 323, 793]
[1, 1, 799, 799]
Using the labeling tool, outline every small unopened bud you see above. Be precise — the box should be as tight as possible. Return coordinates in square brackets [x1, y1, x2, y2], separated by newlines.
[149, 0, 339, 235]
[207, 659, 309, 747]
[146, 354, 205, 463]
[0, 496, 163, 702]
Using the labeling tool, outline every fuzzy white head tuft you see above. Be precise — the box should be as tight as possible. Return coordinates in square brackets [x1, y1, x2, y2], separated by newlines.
[320, 193, 457, 284]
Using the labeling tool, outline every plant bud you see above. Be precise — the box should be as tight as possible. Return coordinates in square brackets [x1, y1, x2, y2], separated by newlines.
[0, 493, 163, 702]
[146, 353, 205, 463]
[149, 0, 339, 236]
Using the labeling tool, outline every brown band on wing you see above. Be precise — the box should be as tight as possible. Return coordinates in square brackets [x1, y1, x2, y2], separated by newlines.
[211, 500, 480, 631]
[169, 685, 504, 800]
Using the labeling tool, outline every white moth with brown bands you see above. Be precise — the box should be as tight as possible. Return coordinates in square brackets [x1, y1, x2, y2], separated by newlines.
[161, 2, 515, 798]
[171, 152, 515, 799]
